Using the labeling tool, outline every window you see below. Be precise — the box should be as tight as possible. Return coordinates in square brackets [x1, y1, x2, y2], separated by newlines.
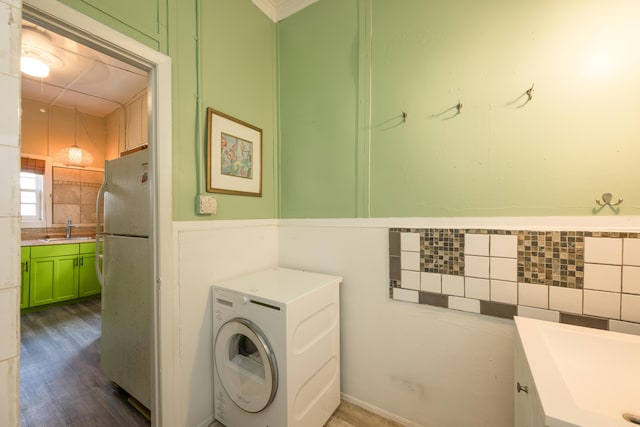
[20, 171, 43, 220]
[20, 155, 51, 228]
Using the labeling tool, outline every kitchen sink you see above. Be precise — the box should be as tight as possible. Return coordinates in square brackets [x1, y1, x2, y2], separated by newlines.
[39, 236, 95, 242]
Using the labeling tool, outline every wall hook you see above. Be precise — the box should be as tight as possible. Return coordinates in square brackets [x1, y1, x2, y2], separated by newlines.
[401, 111, 408, 123]
[526, 84, 534, 101]
[596, 193, 623, 207]
[456, 101, 463, 114]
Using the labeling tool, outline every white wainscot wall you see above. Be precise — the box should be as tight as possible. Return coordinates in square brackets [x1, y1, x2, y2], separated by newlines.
[278, 222, 515, 427]
[173, 220, 279, 427]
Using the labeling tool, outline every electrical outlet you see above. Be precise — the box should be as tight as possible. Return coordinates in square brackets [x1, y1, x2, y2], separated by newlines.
[198, 195, 217, 215]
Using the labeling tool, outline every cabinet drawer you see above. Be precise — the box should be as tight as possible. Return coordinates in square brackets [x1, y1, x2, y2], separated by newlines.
[80, 242, 101, 254]
[31, 243, 78, 258]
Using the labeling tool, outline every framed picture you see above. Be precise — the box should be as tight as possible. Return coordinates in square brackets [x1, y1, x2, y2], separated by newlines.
[206, 107, 262, 197]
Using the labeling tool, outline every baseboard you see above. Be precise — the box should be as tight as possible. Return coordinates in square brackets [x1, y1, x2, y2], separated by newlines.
[195, 415, 214, 427]
[340, 393, 420, 427]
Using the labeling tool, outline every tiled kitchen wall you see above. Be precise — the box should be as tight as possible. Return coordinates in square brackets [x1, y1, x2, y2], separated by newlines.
[52, 167, 103, 224]
[389, 228, 640, 335]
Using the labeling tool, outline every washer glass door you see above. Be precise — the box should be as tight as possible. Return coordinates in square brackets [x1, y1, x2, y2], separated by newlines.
[214, 318, 278, 413]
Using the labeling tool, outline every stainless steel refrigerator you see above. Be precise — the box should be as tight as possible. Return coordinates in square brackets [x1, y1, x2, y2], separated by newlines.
[96, 148, 151, 409]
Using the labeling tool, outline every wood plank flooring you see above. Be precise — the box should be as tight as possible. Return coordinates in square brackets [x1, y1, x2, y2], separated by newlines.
[20, 298, 150, 427]
[210, 400, 404, 427]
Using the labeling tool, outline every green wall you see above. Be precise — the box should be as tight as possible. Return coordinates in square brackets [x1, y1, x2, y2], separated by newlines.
[278, 0, 360, 218]
[170, 0, 278, 220]
[59, 0, 167, 51]
[278, 0, 640, 217]
[59, 0, 278, 221]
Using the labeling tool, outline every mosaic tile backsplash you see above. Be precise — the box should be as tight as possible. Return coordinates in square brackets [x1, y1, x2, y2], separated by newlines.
[389, 228, 640, 334]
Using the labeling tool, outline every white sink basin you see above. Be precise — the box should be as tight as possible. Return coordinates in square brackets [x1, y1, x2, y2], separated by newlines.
[515, 316, 640, 427]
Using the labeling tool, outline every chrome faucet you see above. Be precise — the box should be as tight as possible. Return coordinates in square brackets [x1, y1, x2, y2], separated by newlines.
[65, 219, 77, 239]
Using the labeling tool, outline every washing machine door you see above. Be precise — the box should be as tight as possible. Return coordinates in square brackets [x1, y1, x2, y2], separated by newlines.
[214, 318, 278, 413]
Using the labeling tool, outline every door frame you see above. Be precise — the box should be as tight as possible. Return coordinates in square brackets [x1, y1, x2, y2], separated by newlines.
[21, 1, 175, 425]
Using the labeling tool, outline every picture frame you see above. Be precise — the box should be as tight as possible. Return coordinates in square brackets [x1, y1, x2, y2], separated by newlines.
[206, 107, 262, 197]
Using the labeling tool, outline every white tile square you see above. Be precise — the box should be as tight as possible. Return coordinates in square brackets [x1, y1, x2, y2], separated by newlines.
[585, 237, 623, 265]
[400, 232, 420, 252]
[516, 306, 560, 322]
[623, 238, 640, 266]
[0, 218, 19, 290]
[448, 296, 480, 314]
[490, 234, 517, 258]
[0, 288, 18, 361]
[0, 146, 19, 216]
[549, 286, 582, 314]
[621, 294, 640, 323]
[518, 283, 548, 309]
[0, 357, 18, 427]
[609, 320, 640, 336]
[401, 270, 420, 291]
[491, 280, 517, 304]
[393, 287, 419, 303]
[490, 257, 517, 282]
[465, 234, 489, 256]
[583, 290, 620, 319]
[622, 266, 640, 295]
[400, 251, 420, 271]
[584, 263, 621, 292]
[465, 277, 490, 301]
[465, 255, 489, 278]
[0, 75, 19, 148]
[442, 274, 464, 296]
[420, 272, 441, 293]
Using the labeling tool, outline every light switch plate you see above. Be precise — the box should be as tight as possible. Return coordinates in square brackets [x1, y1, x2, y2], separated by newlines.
[198, 194, 217, 215]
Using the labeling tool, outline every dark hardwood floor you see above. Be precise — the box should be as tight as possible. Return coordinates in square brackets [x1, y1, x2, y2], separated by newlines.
[20, 298, 150, 427]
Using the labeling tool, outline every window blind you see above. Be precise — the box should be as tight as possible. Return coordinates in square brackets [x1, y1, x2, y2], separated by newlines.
[21, 157, 45, 175]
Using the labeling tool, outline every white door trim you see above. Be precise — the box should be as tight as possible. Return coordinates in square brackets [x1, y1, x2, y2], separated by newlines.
[21, 1, 175, 425]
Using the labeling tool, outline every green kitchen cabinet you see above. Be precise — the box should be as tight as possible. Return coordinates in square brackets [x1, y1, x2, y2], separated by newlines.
[29, 244, 80, 307]
[21, 247, 30, 309]
[25, 242, 102, 309]
[78, 243, 101, 297]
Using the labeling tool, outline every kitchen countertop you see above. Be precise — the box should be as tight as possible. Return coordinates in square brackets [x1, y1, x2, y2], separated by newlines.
[22, 237, 96, 247]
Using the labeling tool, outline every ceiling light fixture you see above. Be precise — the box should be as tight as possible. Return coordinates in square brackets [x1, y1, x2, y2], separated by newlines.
[20, 26, 62, 78]
[20, 55, 50, 77]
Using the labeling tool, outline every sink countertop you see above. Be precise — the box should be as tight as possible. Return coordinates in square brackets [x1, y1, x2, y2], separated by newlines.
[22, 237, 96, 246]
[514, 316, 640, 427]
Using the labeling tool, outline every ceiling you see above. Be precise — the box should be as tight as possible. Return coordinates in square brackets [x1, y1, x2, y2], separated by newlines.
[21, 21, 149, 118]
[20, 1, 316, 118]
[251, 0, 318, 22]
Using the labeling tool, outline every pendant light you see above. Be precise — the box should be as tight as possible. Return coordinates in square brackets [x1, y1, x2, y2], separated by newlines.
[57, 108, 93, 168]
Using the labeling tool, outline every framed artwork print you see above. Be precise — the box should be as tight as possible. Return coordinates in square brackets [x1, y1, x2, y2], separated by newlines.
[206, 107, 262, 197]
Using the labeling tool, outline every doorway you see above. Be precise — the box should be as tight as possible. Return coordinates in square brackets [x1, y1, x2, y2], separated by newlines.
[17, 2, 173, 425]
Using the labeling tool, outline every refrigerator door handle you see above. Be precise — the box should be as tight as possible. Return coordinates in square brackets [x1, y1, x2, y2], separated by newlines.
[95, 180, 107, 288]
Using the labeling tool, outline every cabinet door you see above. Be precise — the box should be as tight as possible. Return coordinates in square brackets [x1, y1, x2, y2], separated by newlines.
[78, 253, 101, 297]
[54, 255, 80, 302]
[21, 247, 30, 309]
[514, 338, 546, 427]
[30, 255, 79, 307]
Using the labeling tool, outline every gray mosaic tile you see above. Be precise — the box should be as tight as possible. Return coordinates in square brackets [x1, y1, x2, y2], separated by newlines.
[389, 231, 401, 256]
[559, 313, 609, 330]
[421, 229, 465, 276]
[480, 301, 517, 320]
[418, 291, 449, 308]
[389, 256, 401, 280]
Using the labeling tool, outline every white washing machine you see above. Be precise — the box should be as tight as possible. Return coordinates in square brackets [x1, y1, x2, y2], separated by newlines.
[212, 267, 342, 427]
